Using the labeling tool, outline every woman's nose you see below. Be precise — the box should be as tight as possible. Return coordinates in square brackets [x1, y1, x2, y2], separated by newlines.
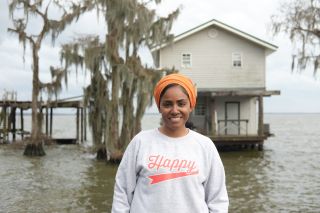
[171, 104, 179, 113]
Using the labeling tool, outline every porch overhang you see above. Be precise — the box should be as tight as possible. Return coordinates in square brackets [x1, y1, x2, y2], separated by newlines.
[197, 89, 280, 97]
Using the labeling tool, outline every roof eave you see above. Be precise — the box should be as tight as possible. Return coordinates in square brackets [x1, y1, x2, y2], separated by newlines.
[151, 19, 278, 53]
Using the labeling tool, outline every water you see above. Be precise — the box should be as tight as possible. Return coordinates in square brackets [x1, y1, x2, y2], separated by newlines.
[1, 114, 320, 213]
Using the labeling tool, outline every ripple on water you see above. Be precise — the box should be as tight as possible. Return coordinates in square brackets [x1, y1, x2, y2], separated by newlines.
[0, 144, 117, 213]
[1, 114, 320, 212]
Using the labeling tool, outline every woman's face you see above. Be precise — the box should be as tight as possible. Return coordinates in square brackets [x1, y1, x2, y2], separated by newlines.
[159, 85, 192, 134]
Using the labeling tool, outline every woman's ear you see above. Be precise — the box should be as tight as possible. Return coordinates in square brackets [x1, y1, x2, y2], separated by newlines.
[189, 103, 194, 113]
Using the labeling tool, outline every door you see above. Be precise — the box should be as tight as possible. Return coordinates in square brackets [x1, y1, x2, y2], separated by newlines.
[225, 102, 240, 135]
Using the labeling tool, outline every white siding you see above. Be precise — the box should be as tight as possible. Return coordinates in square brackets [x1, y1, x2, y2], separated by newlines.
[160, 27, 266, 89]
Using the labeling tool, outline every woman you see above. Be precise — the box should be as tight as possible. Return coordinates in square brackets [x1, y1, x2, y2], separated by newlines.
[112, 73, 229, 213]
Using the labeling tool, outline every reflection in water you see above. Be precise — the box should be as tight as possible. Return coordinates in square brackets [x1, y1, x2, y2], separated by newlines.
[77, 161, 117, 212]
[0, 144, 119, 213]
[1, 114, 320, 212]
[222, 151, 271, 212]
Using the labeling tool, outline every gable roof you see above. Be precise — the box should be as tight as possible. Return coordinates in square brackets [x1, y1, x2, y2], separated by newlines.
[151, 19, 278, 53]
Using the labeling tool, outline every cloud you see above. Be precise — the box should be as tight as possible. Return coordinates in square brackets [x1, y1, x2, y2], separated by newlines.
[0, 0, 319, 112]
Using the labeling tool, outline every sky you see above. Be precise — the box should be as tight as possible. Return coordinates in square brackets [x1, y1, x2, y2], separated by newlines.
[0, 0, 319, 113]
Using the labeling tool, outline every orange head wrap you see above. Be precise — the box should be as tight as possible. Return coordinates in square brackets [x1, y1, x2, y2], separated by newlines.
[154, 73, 197, 109]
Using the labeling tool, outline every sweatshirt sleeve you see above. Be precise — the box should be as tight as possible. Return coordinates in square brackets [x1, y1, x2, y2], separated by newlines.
[111, 137, 140, 213]
[204, 144, 229, 213]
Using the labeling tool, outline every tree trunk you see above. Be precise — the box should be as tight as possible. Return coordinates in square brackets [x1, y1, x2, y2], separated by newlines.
[24, 143, 46, 156]
[109, 65, 120, 151]
[24, 44, 45, 156]
[106, 23, 121, 156]
[119, 80, 134, 150]
[134, 91, 148, 134]
[90, 83, 103, 148]
[96, 144, 107, 160]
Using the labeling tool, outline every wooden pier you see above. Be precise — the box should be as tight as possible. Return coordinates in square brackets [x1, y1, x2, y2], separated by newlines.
[0, 98, 87, 144]
[210, 135, 267, 151]
[0, 100, 31, 142]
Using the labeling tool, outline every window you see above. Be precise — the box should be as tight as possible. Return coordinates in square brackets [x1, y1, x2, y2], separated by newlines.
[232, 52, 242, 67]
[195, 97, 206, 115]
[181, 53, 192, 67]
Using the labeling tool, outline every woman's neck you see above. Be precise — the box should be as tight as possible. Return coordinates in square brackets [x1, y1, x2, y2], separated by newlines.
[159, 126, 189, 138]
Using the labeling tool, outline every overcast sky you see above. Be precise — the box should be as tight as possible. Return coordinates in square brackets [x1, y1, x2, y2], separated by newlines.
[0, 0, 319, 113]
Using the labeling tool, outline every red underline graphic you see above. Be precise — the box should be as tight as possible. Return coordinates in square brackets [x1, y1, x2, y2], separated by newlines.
[149, 171, 199, 184]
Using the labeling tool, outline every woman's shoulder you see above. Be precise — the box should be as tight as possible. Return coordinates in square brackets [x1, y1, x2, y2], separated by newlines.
[125, 129, 157, 152]
[189, 129, 211, 141]
[134, 128, 157, 139]
[189, 130, 217, 148]
[130, 129, 158, 145]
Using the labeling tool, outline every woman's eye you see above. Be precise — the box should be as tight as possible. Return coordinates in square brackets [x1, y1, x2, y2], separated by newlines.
[178, 102, 186, 107]
[162, 102, 172, 107]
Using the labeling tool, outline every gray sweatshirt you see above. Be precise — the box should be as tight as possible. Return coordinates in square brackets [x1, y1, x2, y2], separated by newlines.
[112, 129, 229, 213]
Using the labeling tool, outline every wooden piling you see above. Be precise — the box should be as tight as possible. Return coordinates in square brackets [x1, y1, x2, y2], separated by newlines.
[210, 98, 216, 136]
[3, 106, 7, 142]
[39, 106, 43, 134]
[80, 107, 83, 143]
[50, 107, 53, 137]
[45, 106, 48, 135]
[76, 108, 79, 143]
[84, 106, 87, 141]
[258, 95, 264, 137]
[11, 107, 16, 141]
[20, 108, 24, 139]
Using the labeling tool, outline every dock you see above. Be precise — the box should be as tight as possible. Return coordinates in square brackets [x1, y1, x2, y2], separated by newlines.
[210, 135, 267, 151]
[0, 98, 87, 144]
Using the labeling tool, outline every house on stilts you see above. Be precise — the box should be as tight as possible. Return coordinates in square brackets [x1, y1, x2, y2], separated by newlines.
[151, 19, 280, 150]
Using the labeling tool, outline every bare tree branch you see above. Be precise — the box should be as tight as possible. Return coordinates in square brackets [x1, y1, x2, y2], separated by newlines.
[271, 0, 320, 77]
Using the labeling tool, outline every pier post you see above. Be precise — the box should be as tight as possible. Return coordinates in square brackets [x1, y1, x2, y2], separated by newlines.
[80, 107, 83, 143]
[45, 106, 48, 136]
[3, 106, 7, 142]
[12, 107, 16, 141]
[76, 108, 79, 143]
[205, 96, 210, 134]
[39, 106, 43, 135]
[84, 106, 87, 141]
[258, 95, 264, 137]
[50, 107, 53, 137]
[20, 108, 24, 139]
[210, 98, 216, 136]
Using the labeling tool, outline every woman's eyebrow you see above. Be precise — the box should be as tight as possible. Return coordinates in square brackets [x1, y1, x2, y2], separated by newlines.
[162, 100, 173, 102]
[162, 98, 188, 102]
[177, 99, 188, 102]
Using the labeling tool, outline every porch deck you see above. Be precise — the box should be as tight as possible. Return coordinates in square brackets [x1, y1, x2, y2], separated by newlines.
[210, 135, 267, 145]
[209, 134, 268, 151]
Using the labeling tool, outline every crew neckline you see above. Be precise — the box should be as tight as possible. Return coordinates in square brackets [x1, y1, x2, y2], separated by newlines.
[155, 128, 192, 142]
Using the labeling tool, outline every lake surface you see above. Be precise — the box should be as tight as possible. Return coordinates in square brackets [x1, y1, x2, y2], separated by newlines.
[0, 114, 320, 212]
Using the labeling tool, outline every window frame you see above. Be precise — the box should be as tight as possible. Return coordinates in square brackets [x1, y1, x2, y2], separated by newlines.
[181, 53, 192, 68]
[194, 97, 206, 116]
[232, 52, 242, 68]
